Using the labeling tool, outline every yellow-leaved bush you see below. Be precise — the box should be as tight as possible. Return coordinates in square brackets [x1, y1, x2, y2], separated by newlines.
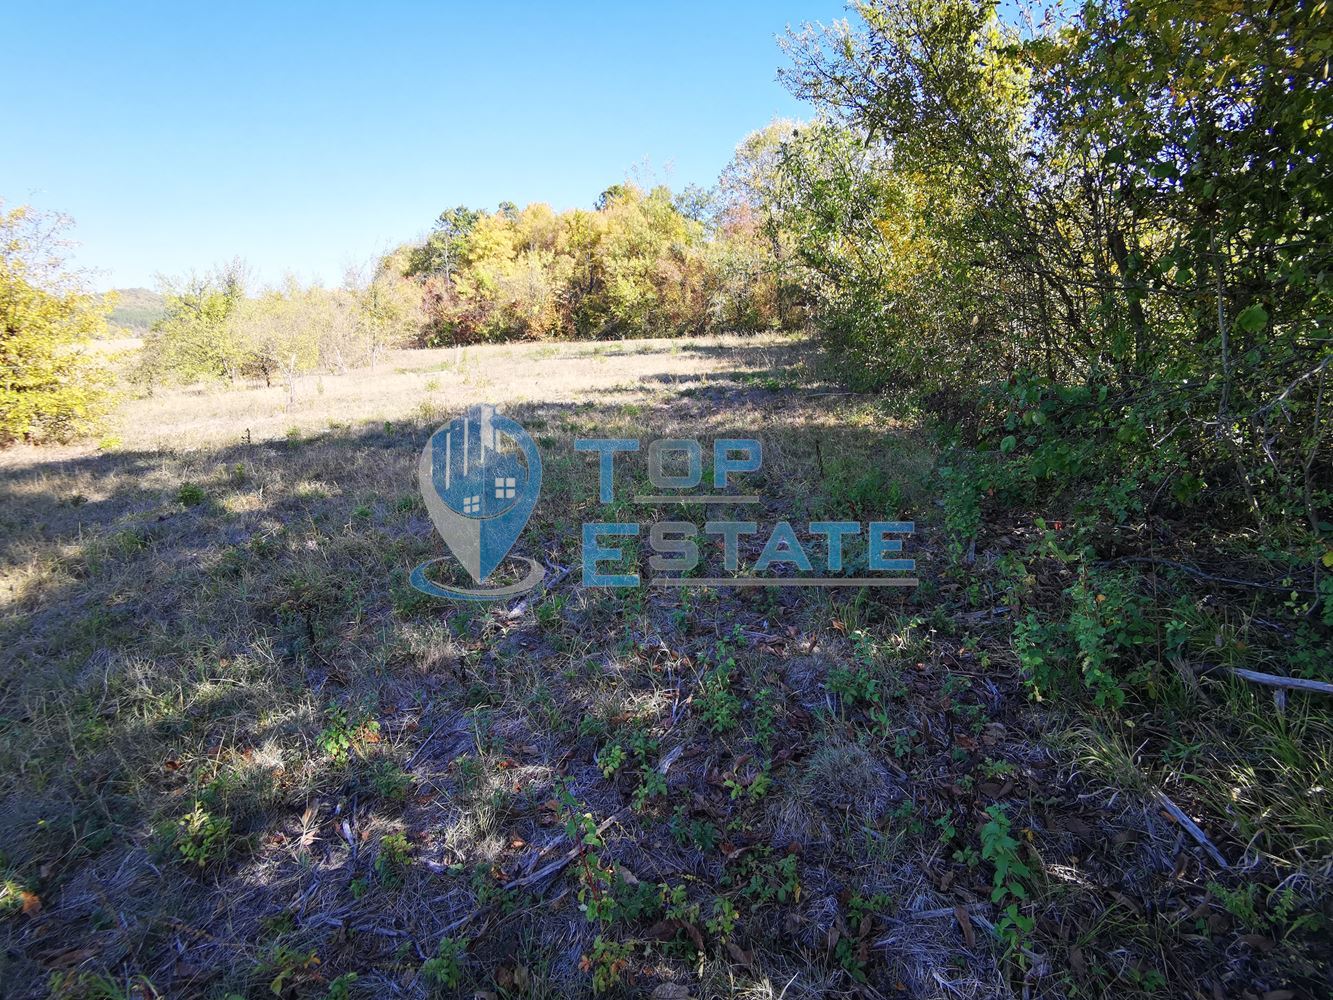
[0, 203, 111, 444]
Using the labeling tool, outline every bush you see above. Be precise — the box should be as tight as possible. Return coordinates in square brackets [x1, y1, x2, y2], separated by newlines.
[0, 203, 112, 444]
[781, 0, 1332, 528]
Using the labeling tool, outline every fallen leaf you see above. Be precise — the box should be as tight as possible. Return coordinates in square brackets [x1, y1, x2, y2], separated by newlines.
[21, 891, 42, 916]
[725, 942, 755, 971]
[1068, 944, 1087, 975]
[1239, 934, 1276, 952]
[954, 905, 974, 948]
[683, 922, 704, 952]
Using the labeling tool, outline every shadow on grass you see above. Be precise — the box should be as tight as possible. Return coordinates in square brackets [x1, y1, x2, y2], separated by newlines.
[0, 388, 941, 997]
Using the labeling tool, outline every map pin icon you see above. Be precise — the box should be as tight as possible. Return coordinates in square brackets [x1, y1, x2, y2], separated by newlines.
[413, 404, 544, 599]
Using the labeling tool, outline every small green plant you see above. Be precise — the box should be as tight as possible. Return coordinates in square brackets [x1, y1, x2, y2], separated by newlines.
[421, 935, 468, 990]
[981, 758, 1018, 780]
[598, 743, 627, 779]
[176, 481, 206, 506]
[536, 591, 569, 629]
[176, 804, 232, 868]
[829, 660, 879, 708]
[1128, 966, 1168, 993]
[0, 875, 33, 917]
[724, 768, 771, 803]
[668, 806, 719, 853]
[318, 705, 379, 766]
[368, 759, 412, 801]
[706, 896, 739, 940]
[585, 935, 634, 993]
[1016, 563, 1152, 708]
[980, 805, 1034, 960]
[375, 832, 412, 887]
[262, 945, 321, 996]
[1206, 880, 1325, 939]
[659, 881, 701, 926]
[696, 660, 740, 733]
[938, 463, 982, 562]
[632, 766, 668, 811]
[834, 891, 893, 981]
[323, 972, 358, 999]
[934, 813, 958, 846]
[953, 844, 980, 867]
[727, 847, 799, 908]
[752, 685, 778, 751]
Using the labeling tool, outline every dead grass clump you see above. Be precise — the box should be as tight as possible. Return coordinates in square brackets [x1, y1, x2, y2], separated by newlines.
[795, 736, 898, 819]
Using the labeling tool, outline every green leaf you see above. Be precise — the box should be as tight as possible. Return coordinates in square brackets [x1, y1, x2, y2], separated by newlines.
[1000, 435, 1017, 454]
[1236, 304, 1268, 333]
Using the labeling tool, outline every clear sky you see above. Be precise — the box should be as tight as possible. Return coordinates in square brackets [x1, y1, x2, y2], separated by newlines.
[2, 1, 851, 291]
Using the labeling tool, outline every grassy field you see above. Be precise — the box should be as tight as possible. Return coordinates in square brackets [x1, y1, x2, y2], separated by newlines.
[1, 336, 1328, 999]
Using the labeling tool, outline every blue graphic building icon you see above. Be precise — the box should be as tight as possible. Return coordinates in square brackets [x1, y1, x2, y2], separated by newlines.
[416, 404, 542, 588]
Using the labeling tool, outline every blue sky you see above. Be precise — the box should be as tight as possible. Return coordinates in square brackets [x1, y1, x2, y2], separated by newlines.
[2, 1, 850, 290]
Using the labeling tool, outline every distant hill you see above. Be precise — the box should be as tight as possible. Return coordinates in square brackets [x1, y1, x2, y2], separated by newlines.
[105, 287, 164, 333]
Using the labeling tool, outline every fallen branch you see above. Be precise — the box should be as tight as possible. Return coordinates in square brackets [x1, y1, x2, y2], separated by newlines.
[405, 715, 458, 769]
[1200, 665, 1333, 697]
[506, 806, 630, 892]
[505, 560, 573, 618]
[1157, 792, 1229, 869]
[433, 805, 631, 939]
[1103, 557, 1315, 595]
[957, 605, 1011, 624]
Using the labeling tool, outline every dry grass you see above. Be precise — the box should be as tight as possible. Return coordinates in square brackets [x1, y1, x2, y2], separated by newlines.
[39, 332, 799, 456]
[1, 335, 1326, 999]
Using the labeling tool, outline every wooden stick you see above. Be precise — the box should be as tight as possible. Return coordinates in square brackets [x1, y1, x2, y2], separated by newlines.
[1224, 667, 1333, 696]
[1105, 557, 1315, 595]
[434, 805, 631, 938]
[1157, 793, 1229, 869]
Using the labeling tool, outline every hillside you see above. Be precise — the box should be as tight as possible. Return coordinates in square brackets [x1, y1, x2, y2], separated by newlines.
[105, 286, 164, 333]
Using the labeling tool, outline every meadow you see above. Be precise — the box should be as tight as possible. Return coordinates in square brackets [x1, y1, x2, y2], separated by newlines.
[3, 334, 1328, 999]
[3, 1, 1328, 996]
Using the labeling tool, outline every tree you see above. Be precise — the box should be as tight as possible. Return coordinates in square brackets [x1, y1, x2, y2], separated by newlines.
[719, 121, 805, 328]
[408, 206, 482, 280]
[139, 261, 248, 386]
[0, 202, 110, 444]
[228, 280, 324, 406]
[353, 268, 423, 368]
[780, 0, 1331, 523]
